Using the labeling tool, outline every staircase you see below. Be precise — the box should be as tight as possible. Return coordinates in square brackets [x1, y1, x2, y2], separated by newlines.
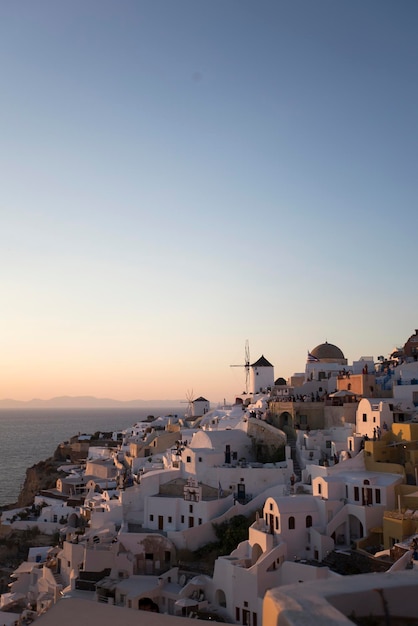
[53, 572, 64, 587]
[285, 428, 301, 482]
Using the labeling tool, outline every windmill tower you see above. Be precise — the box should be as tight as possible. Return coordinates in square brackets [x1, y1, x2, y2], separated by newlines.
[230, 340, 251, 394]
[250, 355, 274, 395]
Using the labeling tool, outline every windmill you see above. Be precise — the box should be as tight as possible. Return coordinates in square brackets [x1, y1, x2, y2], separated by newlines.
[181, 389, 194, 418]
[230, 340, 251, 394]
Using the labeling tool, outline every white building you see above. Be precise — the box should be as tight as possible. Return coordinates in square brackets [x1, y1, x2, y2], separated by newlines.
[208, 492, 338, 625]
[143, 477, 234, 533]
[250, 356, 274, 395]
[392, 360, 418, 410]
[356, 398, 395, 438]
[191, 396, 210, 417]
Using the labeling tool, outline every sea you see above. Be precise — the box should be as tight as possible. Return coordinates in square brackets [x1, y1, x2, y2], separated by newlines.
[0, 407, 183, 508]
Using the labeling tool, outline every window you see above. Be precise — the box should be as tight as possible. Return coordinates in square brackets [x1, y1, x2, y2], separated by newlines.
[363, 414, 367, 422]
[189, 504, 193, 513]
[150, 515, 154, 522]
[275, 517, 279, 530]
[168, 516, 172, 523]
[199, 457, 202, 462]
[244, 602, 248, 608]
[269, 502, 273, 510]
[288, 516, 295, 530]
[354, 487, 359, 501]
[198, 518, 202, 525]
[318, 483, 322, 495]
[165, 551, 171, 562]
[186, 456, 191, 463]
[375, 489, 381, 504]
[181, 515, 184, 523]
[373, 416, 376, 423]
[145, 553, 153, 560]
[306, 515, 312, 528]
[236, 608, 240, 621]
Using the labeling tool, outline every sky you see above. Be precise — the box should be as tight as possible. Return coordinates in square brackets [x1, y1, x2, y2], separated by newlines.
[1, 0, 417, 404]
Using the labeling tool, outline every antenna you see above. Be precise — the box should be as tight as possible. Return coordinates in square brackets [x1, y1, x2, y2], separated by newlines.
[230, 340, 251, 394]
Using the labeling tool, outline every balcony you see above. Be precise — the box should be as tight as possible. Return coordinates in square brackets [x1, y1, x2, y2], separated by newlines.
[396, 378, 418, 386]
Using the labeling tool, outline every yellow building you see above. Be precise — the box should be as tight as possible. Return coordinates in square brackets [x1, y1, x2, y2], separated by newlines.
[365, 422, 418, 548]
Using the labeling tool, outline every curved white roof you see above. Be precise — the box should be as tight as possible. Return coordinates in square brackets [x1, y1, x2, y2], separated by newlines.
[265, 494, 318, 514]
[190, 429, 250, 450]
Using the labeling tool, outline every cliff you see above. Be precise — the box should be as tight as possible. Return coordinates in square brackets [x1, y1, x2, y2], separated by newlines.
[14, 435, 113, 508]
[17, 457, 66, 507]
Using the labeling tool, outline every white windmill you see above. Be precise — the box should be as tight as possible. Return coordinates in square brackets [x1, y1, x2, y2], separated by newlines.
[230, 340, 251, 395]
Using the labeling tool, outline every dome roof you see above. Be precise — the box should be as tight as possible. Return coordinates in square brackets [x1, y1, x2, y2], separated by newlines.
[310, 341, 345, 361]
[274, 377, 287, 386]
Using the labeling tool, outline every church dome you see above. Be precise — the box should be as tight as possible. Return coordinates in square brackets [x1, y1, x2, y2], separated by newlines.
[310, 341, 346, 363]
[274, 377, 287, 386]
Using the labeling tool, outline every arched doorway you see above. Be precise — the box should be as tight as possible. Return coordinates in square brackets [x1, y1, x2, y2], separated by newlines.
[279, 411, 293, 430]
[251, 543, 263, 565]
[215, 588, 226, 608]
[348, 514, 364, 542]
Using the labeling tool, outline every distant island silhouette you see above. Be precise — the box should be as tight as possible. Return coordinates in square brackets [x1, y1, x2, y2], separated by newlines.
[0, 396, 183, 409]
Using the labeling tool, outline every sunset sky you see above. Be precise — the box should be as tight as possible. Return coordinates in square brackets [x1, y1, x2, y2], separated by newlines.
[1, 1, 417, 404]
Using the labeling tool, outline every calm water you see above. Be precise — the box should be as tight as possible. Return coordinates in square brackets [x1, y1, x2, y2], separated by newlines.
[0, 407, 183, 507]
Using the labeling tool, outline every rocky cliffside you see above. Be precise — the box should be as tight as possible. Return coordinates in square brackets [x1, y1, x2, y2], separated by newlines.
[13, 435, 110, 508]
[17, 457, 66, 507]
